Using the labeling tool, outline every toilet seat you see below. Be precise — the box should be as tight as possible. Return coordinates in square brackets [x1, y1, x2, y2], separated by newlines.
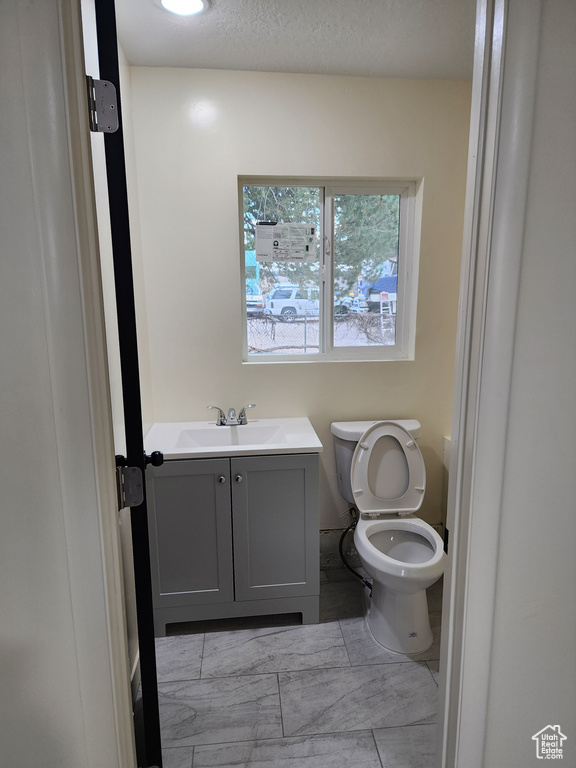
[355, 516, 444, 580]
[350, 421, 425, 515]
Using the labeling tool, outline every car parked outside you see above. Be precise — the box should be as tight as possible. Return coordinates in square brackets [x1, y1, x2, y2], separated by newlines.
[246, 290, 265, 316]
[265, 285, 320, 322]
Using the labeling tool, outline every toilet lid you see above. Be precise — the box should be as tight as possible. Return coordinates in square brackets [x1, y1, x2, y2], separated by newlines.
[350, 421, 426, 514]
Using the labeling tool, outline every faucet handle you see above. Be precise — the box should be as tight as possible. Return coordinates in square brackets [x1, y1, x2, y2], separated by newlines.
[238, 404, 256, 425]
[208, 405, 226, 426]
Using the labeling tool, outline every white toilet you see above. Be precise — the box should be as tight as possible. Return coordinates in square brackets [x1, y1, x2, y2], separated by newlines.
[331, 420, 445, 654]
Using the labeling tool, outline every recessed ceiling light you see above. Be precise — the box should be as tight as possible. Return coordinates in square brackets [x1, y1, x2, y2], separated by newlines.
[158, 0, 208, 16]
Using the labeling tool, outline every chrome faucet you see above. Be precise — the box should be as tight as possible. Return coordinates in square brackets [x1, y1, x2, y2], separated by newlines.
[238, 404, 256, 424]
[208, 404, 256, 426]
[226, 408, 239, 426]
[207, 405, 226, 425]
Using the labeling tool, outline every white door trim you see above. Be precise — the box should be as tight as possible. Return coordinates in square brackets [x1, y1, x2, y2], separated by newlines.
[438, 1, 542, 766]
[59, 1, 137, 764]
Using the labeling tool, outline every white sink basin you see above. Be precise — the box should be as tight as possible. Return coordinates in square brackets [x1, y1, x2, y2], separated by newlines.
[145, 417, 323, 459]
[175, 424, 285, 449]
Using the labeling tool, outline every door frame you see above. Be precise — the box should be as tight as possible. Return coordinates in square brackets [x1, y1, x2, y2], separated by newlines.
[91, 0, 163, 764]
[59, 1, 138, 765]
[437, 1, 542, 765]
[59, 0, 540, 766]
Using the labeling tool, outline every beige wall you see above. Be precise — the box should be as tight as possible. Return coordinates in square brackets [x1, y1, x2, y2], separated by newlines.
[117, 47, 149, 692]
[120, 51, 155, 437]
[129, 68, 471, 528]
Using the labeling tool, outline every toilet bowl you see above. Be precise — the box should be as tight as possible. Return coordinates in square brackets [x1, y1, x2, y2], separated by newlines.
[354, 515, 444, 653]
[331, 419, 445, 654]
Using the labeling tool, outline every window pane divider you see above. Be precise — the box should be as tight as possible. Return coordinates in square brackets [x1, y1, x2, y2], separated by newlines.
[321, 190, 333, 355]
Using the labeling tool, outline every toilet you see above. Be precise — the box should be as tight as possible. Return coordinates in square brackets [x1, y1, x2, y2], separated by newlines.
[331, 420, 445, 654]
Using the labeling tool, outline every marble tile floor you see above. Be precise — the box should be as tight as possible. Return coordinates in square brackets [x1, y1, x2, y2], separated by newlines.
[156, 570, 443, 768]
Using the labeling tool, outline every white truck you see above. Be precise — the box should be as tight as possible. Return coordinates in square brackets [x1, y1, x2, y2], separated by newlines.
[265, 285, 320, 322]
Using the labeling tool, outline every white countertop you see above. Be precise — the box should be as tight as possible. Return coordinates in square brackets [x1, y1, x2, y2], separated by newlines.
[145, 417, 323, 460]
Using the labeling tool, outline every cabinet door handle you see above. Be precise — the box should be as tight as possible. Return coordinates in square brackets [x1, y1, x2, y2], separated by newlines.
[235, 474, 243, 483]
[218, 475, 226, 484]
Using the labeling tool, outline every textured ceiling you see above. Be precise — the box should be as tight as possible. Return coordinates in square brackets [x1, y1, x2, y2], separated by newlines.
[115, 0, 476, 79]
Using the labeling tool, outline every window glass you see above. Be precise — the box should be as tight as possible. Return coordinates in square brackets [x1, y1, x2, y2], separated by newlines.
[243, 185, 321, 356]
[332, 193, 400, 349]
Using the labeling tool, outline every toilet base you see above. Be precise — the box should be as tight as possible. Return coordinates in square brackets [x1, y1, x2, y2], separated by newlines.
[365, 581, 433, 655]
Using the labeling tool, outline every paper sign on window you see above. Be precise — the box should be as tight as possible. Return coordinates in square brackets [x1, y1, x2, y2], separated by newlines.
[255, 222, 316, 262]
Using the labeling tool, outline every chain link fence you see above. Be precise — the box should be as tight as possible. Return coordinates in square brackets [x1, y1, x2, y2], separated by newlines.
[247, 313, 396, 355]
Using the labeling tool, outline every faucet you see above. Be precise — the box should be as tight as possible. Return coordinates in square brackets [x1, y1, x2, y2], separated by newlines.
[238, 404, 256, 424]
[226, 407, 239, 426]
[207, 405, 226, 426]
[208, 404, 256, 426]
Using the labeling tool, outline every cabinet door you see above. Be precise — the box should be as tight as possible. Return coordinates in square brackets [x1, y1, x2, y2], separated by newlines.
[146, 458, 234, 608]
[231, 454, 319, 602]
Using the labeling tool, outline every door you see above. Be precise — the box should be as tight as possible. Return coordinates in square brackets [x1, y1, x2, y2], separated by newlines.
[91, 1, 163, 765]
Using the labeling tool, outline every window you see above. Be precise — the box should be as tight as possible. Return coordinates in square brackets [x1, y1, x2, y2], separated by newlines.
[240, 178, 421, 362]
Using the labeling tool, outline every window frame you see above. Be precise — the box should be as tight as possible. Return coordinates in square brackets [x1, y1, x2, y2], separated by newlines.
[239, 177, 421, 363]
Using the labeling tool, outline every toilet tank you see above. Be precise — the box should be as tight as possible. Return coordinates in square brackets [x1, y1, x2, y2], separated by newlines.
[331, 420, 422, 505]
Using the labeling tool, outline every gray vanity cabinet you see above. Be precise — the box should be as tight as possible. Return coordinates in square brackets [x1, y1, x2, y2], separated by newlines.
[230, 454, 318, 602]
[146, 452, 319, 636]
[145, 458, 235, 613]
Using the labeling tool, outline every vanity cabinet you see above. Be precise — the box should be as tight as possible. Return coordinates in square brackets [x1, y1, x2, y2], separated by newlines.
[146, 452, 319, 636]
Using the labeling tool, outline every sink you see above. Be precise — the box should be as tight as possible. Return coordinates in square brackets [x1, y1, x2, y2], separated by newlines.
[145, 417, 323, 459]
[175, 424, 286, 449]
